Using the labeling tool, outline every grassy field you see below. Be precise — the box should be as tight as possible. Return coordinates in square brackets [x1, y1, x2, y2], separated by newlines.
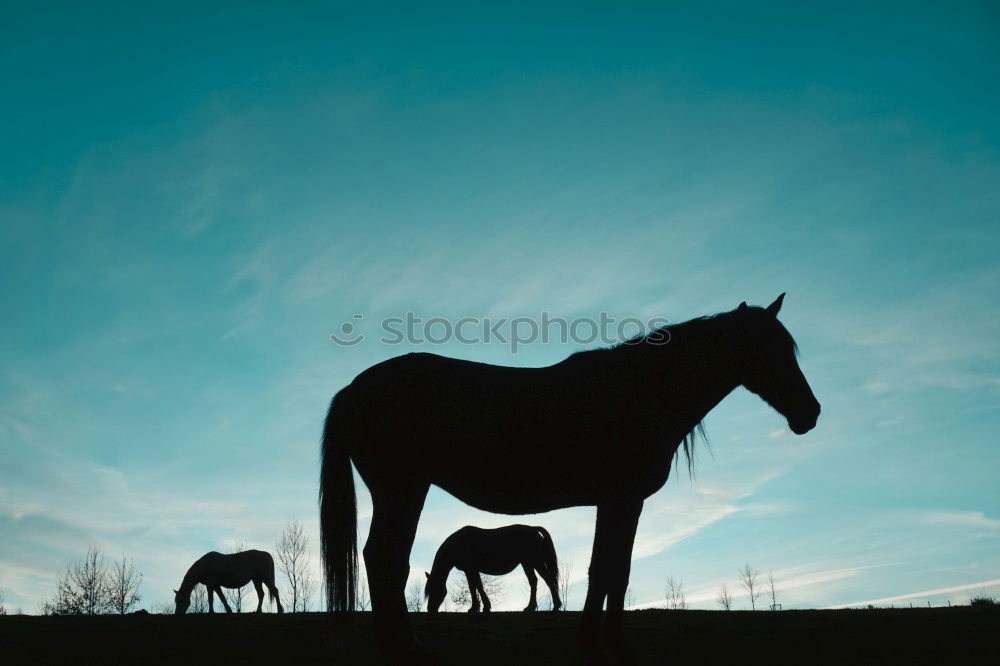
[3, 607, 995, 665]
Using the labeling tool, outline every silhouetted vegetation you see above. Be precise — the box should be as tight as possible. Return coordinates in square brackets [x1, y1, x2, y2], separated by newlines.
[739, 563, 763, 611]
[109, 555, 143, 614]
[717, 583, 734, 611]
[969, 596, 996, 607]
[41, 545, 133, 615]
[664, 576, 687, 610]
[767, 570, 780, 610]
[557, 557, 574, 611]
[404, 579, 423, 612]
[275, 519, 317, 612]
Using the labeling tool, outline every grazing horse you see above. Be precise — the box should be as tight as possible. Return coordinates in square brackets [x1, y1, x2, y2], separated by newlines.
[174, 550, 284, 614]
[424, 524, 562, 613]
[319, 295, 820, 663]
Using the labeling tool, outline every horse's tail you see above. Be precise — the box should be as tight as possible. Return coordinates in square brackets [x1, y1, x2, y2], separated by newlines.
[536, 526, 560, 600]
[319, 389, 358, 613]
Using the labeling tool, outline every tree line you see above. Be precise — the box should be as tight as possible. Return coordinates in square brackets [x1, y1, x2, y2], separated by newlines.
[662, 563, 780, 611]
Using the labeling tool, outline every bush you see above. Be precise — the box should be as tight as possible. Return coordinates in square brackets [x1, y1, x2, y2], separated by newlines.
[969, 596, 996, 608]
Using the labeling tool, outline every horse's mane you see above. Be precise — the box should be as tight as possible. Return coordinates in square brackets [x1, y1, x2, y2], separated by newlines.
[564, 311, 743, 477]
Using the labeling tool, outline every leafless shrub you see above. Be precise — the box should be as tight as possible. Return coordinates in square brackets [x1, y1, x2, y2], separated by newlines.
[189, 585, 208, 613]
[356, 578, 371, 611]
[767, 571, 779, 610]
[150, 601, 175, 614]
[405, 578, 424, 612]
[664, 576, 687, 610]
[276, 520, 317, 612]
[448, 570, 505, 610]
[558, 558, 574, 611]
[43, 545, 113, 615]
[109, 555, 142, 614]
[717, 583, 734, 611]
[739, 564, 762, 611]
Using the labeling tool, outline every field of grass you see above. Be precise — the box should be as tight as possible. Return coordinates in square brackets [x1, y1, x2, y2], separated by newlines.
[3, 607, 995, 665]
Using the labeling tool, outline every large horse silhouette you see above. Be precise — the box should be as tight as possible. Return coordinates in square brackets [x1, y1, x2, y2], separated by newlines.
[320, 295, 819, 663]
[424, 524, 561, 613]
[174, 550, 284, 614]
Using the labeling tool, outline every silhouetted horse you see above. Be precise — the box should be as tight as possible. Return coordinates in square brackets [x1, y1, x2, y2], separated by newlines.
[424, 524, 561, 613]
[320, 295, 819, 663]
[174, 550, 284, 614]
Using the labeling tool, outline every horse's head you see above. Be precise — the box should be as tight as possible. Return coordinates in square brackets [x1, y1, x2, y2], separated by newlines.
[735, 294, 820, 435]
[173, 588, 190, 615]
[424, 571, 446, 613]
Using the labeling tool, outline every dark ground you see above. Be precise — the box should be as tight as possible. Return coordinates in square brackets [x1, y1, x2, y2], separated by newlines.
[3, 607, 996, 665]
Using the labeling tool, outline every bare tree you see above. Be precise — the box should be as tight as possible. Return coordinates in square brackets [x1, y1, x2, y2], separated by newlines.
[356, 578, 371, 611]
[558, 557, 574, 611]
[448, 570, 505, 610]
[189, 585, 208, 613]
[624, 586, 635, 610]
[276, 520, 317, 612]
[664, 576, 687, 610]
[405, 578, 424, 612]
[739, 564, 763, 611]
[0, 588, 6, 615]
[109, 555, 142, 614]
[717, 583, 734, 611]
[44, 545, 113, 615]
[767, 571, 779, 610]
[225, 542, 246, 612]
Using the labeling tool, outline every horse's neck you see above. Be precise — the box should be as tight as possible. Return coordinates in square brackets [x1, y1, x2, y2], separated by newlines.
[430, 545, 456, 581]
[640, 324, 743, 435]
[179, 563, 202, 595]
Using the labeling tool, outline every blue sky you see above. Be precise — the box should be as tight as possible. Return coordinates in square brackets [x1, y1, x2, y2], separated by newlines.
[1, 1, 998, 613]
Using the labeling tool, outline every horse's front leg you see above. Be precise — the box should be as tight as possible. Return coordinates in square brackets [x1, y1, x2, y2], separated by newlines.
[579, 499, 643, 665]
[464, 572, 481, 613]
[475, 574, 491, 613]
[206, 585, 215, 614]
[216, 586, 233, 614]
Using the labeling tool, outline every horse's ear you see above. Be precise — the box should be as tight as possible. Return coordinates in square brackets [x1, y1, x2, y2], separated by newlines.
[424, 572, 430, 579]
[765, 293, 785, 317]
[738, 301, 748, 311]
[173, 589, 178, 594]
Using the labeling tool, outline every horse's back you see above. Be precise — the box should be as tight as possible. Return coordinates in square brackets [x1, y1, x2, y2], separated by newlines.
[448, 524, 552, 574]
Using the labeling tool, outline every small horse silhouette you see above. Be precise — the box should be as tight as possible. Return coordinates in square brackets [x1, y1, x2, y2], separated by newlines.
[174, 550, 284, 614]
[320, 295, 820, 663]
[424, 524, 561, 613]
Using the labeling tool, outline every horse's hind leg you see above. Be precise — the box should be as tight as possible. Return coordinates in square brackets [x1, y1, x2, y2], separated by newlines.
[364, 484, 431, 662]
[253, 580, 265, 613]
[539, 564, 561, 611]
[267, 581, 284, 613]
[521, 564, 538, 611]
